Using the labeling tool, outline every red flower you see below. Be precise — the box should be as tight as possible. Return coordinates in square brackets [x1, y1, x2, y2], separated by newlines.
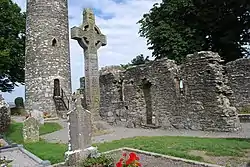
[116, 152, 141, 167]
[126, 158, 133, 165]
[129, 152, 137, 161]
[116, 161, 122, 167]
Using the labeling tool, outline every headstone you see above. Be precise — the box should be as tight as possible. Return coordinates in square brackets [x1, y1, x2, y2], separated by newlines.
[71, 8, 107, 122]
[30, 104, 44, 125]
[31, 109, 44, 125]
[0, 95, 11, 133]
[65, 93, 92, 165]
[23, 117, 39, 143]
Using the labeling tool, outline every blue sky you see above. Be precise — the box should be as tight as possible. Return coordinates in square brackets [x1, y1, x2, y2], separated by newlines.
[2, 0, 161, 102]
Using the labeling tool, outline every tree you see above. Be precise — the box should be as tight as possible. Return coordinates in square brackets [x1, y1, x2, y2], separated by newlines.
[131, 54, 150, 65]
[138, 0, 250, 63]
[121, 54, 150, 69]
[0, 0, 25, 92]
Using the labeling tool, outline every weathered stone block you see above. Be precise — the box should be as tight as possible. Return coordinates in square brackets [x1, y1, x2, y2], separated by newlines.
[0, 96, 11, 133]
[23, 117, 39, 143]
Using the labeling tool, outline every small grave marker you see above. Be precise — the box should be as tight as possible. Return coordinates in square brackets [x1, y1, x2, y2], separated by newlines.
[23, 117, 39, 143]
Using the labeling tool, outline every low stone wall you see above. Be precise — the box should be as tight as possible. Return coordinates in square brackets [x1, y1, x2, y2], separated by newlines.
[53, 147, 223, 167]
[103, 147, 223, 167]
[0, 145, 51, 167]
[238, 114, 250, 123]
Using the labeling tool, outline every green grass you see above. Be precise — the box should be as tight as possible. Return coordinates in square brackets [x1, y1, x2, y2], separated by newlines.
[4, 123, 250, 165]
[39, 122, 63, 135]
[239, 106, 250, 114]
[4, 122, 67, 164]
[94, 136, 250, 162]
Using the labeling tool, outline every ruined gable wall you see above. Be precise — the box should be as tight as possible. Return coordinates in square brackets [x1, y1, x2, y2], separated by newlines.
[226, 59, 250, 110]
[178, 51, 240, 131]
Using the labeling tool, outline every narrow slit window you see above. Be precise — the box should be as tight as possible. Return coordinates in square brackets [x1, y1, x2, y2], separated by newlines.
[179, 79, 184, 95]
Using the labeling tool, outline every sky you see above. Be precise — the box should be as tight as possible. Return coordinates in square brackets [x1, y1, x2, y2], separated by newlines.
[2, 0, 161, 102]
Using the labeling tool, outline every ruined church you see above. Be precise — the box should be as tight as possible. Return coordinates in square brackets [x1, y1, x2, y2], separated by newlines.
[79, 51, 250, 132]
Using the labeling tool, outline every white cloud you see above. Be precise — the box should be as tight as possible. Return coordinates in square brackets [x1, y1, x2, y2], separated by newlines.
[2, 0, 160, 102]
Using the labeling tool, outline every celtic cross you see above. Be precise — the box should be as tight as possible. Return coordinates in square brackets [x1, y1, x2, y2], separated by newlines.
[71, 8, 107, 121]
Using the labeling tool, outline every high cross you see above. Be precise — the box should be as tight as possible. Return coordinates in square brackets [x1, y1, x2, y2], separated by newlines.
[71, 8, 107, 121]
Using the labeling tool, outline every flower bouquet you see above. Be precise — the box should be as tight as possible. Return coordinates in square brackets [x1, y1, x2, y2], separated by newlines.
[116, 152, 141, 167]
[43, 112, 51, 118]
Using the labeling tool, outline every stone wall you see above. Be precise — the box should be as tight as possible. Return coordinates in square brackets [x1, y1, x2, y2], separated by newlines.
[226, 58, 250, 110]
[80, 51, 246, 132]
[177, 52, 240, 131]
[25, 0, 72, 116]
[0, 95, 11, 133]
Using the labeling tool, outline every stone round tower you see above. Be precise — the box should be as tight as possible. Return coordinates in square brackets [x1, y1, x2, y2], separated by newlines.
[25, 0, 72, 117]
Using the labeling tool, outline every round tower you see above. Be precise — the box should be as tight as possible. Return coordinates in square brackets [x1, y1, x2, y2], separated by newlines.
[25, 0, 72, 117]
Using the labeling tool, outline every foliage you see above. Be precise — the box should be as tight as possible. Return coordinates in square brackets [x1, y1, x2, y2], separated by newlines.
[80, 154, 114, 167]
[116, 152, 141, 167]
[94, 136, 250, 162]
[3, 122, 66, 164]
[239, 106, 250, 114]
[138, 0, 250, 63]
[14, 97, 24, 108]
[0, 0, 26, 92]
[121, 54, 150, 69]
[10, 107, 26, 116]
[131, 54, 150, 66]
[0, 156, 13, 167]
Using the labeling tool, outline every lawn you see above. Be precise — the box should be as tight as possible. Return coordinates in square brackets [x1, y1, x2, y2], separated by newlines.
[4, 122, 67, 164]
[4, 123, 250, 165]
[94, 136, 250, 163]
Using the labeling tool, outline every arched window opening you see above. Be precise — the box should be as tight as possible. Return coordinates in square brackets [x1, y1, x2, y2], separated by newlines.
[52, 38, 57, 46]
[179, 79, 184, 95]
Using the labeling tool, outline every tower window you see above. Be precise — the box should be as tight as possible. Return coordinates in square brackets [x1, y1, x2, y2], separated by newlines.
[52, 38, 57, 46]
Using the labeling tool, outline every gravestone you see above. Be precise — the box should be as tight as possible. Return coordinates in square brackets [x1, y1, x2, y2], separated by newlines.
[23, 117, 39, 143]
[31, 104, 44, 125]
[71, 8, 107, 123]
[65, 92, 93, 165]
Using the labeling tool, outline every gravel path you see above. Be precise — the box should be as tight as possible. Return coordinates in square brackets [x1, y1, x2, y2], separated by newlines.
[12, 116, 250, 144]
[42, 121, 250, 144]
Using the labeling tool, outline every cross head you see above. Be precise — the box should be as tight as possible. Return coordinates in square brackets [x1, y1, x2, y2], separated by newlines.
[71, 8, 107, 50]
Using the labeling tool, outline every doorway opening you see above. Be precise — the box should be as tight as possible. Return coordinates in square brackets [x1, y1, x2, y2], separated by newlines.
[142, 79, 153, 125]
[54, 79, 60, 96]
